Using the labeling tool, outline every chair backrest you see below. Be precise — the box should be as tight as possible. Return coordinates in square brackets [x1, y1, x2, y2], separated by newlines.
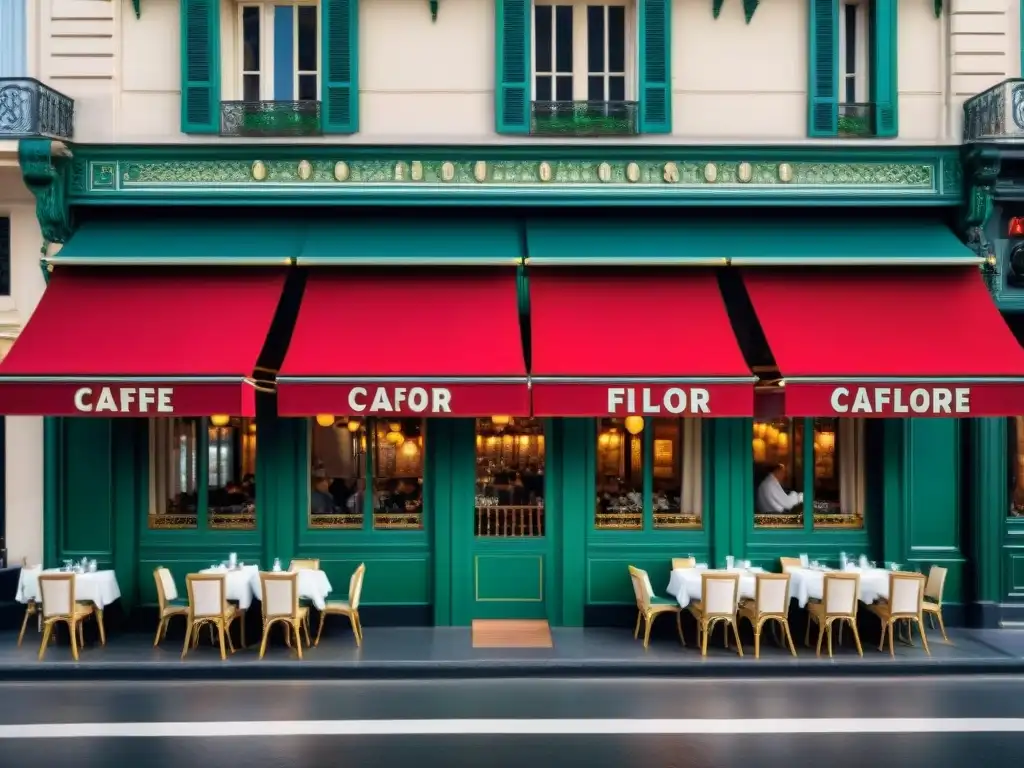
[627, 565, 657, 609]
[672, 557, 696, 570]
[779, 557, 802, 573]
[924, 565, 947, 603]
[626, 566, 645, 608]
[754, 573, 791, 615]
[289, 558, 320, 571]
[186, 574, 227, 619]
[701, 573, 739, 615]
[38, 573, 75, 618]
[822, 573, 859, 616]
[889, 572, 925, 617]
[154, 567, 178, 606]
[260, 572, 298, 619]
[348, 563, 366, 610]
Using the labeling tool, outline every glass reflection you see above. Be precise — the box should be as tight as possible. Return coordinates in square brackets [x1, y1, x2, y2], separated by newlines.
[207, 417, 256, 530]
[310, 417, 366, 529]
[596, 418, 643, 530]
[753, 419, 803, 528]
[372, 419, 424, 530]
[149, 417, 199, 529]
[475, 418, 546, 537]
[652, 418, 702, 529]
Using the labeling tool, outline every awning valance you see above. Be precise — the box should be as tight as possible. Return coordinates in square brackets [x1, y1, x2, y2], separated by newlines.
[743, 268, 1024, 417]
[0, 268, 287, 416]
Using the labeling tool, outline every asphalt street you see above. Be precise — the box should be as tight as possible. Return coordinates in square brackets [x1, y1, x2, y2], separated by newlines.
[0, 676, 1021, 767]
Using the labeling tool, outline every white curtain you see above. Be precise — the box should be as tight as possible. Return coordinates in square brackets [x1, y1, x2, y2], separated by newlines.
[149, 418, 195, 516]
[837, 419, 865, 515]
[680, 418, 702, 515]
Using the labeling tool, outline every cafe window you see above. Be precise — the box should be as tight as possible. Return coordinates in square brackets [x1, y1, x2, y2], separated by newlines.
[475, 417, 546, 537]
[309, 416, 367, 529]
[372, 418, 425, 530]
[752, 417, 864, 530]
[595, 417, 703, 531]
[148, 418, 199, 529]
[207, 417, 257, 530]
[1009, 417, 1024, 517]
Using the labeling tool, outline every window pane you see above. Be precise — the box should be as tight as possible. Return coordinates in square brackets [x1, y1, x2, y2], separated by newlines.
[813, 418, 864, 529]
[555, 75, 573, 101]
[1011, 417, 1024, 517]
[607, 5, 625, 72]
[148, 418, 199, 529]
[608, 75, 625, 102]
[535, 4, 553, 73]
[242, 6, 261, 72]
[653, 419, 702, 529]
[587, 75, 605, 101]
[297, 73, 317, 101]
[372, 419, 424, 530]
[555, 5, 574, 73]
[587, 5, 604, 74]
[475, 418, 546, 537]
[596, 418, 643, 530]
[535, 75, 553, 101]
[753, 419, 803, 528]
[243, 74, 260, 103]
[310, 417, 366, 530]
[207, 418, 256, 530]
[297, 5, 318, 73]
[844, 4, 856, 78]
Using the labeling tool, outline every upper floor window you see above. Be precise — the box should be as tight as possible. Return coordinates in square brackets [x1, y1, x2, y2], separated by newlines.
[838, 0, 870, 136]
[238, 1, 320, 102]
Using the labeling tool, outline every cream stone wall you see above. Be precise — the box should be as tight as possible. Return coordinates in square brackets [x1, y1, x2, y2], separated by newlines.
[26, 0, 991, 144]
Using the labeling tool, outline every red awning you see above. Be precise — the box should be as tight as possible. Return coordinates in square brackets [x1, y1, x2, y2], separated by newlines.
[742, 268, 1024, 417]
[0, 268, 287, 416]
[277, 269, 530, 416]
[529, 270, 754, 416]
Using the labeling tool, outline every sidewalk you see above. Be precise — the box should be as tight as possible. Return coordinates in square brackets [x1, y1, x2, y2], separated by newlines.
[2, 625, 1024, 681]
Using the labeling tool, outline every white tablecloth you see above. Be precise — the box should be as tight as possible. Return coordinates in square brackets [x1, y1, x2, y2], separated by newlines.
[200, 566, 259, 610]
[17, 568, 122, 609]
[788, 566, 891, 608]
[666, 567, 764, 607]
[248, 569, 333, 611]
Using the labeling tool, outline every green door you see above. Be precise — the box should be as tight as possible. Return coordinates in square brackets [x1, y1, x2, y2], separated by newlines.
[450, 418, 555, 622]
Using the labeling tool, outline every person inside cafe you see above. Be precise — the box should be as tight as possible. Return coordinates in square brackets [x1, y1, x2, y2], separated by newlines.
[756, 462, 803, 513]
[311, 471, 339, 516]
[386, 479, 421, 512]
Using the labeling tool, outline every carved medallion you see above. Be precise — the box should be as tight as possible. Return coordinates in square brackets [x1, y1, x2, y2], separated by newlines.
[663, 162, 679, 183]
[441, 162, 456, 182]
[333, 161, 349, 181]
[473, 161, 487, 183]
[411, 161, 424, 181]
[395, 162, 408, 181]
[297, 160, 313, 181]
[703, 163, 718, 183]
[538, 162, 553, 182]
[597, 163, 613, 182]
[778, 163, 793, 183]
[737, 162, 752, 183]
[626, 162, 640, 183]
[250, 160, 267, 181]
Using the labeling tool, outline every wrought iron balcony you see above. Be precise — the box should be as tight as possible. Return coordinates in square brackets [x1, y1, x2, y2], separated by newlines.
[0, 78, 74, 141]
[837, 102, 874, 138]
[530, 100, 639, 137]
[220, 100, 322, 138]
[963, 79, 1024, 143]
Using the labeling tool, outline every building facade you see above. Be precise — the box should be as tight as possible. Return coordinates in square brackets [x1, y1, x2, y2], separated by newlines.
[4, 0, 1024, 627]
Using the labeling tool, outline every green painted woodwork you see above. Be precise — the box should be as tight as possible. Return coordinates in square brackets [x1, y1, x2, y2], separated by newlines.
[322, 0, 359, 134]
[638, 0, 672, 133]
[494, 0, 530, 134]
[61, 145, 964, 209]
[970, 419, 1005, 606]
[524, 215, 977, 266]
[870, 0, 898, 138]
[180, 0, 220, 135]
[807, 0, 838, 137]
[712, 0, 759, 22]
[299, 215, 525, 266]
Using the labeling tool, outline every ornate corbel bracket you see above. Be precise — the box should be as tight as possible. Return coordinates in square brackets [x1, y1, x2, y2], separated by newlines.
[133, 0, 141, 18]
[961, 145, 1002, 291]
[712, 0, 759, 23]
[934, 0, 942, 18]
[18, 138, 73, 256]
[429, 0, 438, 21]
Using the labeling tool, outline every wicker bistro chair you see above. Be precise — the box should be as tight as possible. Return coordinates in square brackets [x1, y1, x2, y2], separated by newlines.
[627, 565, 685, 649]
[258, 572, 311, 659]
[17, 564, 42, 647]
[315, 564, 366, 647]
[153, 567, 190, 647]
[671, 557, 696, 570]
[738, 573, 797, 658]
[37, 573, 94, 661]
[922, 565, 949, 642]
[779, 557, 802, 573]
[806, 572, 863, 658]
[182, 574, 241, 661]
[688, 572, 742, 657]
[867, 572, 930, 658]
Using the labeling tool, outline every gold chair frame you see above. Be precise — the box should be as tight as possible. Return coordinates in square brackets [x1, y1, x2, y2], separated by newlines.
[738, 573, 797, 658]
[153, 567, 189, 647]
[922, 565, 949, 643]
[315, 563, 366, 647]
[806, 572, 863, 657]
[182, 574, 241, 661]
[671, 557, 696, 570]
[688, 572, 742, 657]
[37, 573, 94, 661]
[627, 565, 685, 649]
[17, 600, 39, 647]
[779, 557, 802, 572]
[289, 558, 321, 571]
[258, 572, 311, 659]
[867, 572, 931, 658]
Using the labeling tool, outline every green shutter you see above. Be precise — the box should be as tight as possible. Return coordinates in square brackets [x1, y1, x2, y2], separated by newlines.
[639, 0, 671, 133]
[870, 0, 898, 137]
[807, 0, 838, 137]
[495, 0, 530, 134]
[180, 0, 220, 134]
[321, 0, 359, 134]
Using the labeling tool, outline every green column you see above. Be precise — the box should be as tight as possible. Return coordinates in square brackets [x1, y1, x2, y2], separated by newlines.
[709, 419, 750, 565]
[970, 417, 1005, 623]
[558, 419, 589, 626]
[43, 417, 62, 568]
[880, 419, 905, 565]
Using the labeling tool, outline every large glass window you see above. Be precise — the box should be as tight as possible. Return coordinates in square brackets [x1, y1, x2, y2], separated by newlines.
[1009, 417, 1024, 517]
[148, 418, 199, 529]
[372, 419, 425, 530]
[309, 416, 366, 529]
[475, 417, 546, 537]
[752, 418, 864, 530]
[237, 2, 320, 101]
[596, 417, 703, 531]
[207, 417, 257, 530]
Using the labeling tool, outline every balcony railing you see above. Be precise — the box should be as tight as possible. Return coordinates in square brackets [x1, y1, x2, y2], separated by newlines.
[220, 100, 322, 138]
[837, 102, 874, 138]
[0, 78, 74, 141]
[530, 100, 639, 137]
[963, 79, 1024, 142]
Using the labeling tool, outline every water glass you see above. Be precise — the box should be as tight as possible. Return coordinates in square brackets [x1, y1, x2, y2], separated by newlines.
[725, 555, 735, 570]
[272, 558, 282, 572]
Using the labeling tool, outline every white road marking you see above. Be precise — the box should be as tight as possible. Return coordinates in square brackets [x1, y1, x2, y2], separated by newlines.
[0, 718, 1022, 739]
